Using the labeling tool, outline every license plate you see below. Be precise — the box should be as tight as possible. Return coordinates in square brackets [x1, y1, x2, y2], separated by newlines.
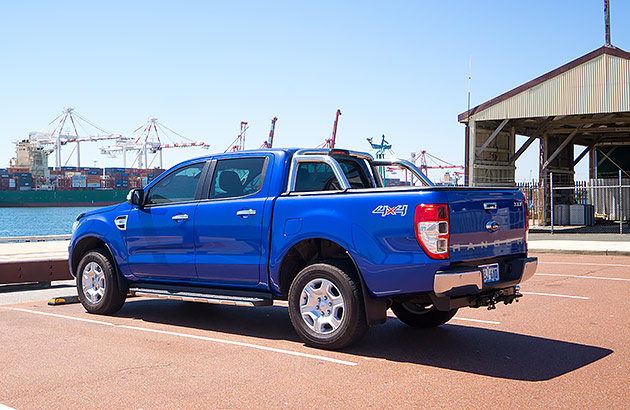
[481, 263, 500, 283]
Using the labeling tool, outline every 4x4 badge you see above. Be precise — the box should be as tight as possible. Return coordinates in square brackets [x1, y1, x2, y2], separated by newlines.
[372, 205, 408, 217]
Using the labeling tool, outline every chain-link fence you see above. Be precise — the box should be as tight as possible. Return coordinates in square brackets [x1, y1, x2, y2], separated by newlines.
[518, 171, 630, 234]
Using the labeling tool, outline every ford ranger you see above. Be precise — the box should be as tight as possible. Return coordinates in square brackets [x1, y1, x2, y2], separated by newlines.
[69, 148, 537, 349]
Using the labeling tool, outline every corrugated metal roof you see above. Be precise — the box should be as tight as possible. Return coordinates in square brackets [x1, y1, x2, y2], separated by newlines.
[459, 46, 630, 123]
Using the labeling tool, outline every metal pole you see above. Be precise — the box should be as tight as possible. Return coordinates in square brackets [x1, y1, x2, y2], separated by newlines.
[605, 0, 611, 46]
[620, 170, 623, 234]
[550, 172, 554, 234]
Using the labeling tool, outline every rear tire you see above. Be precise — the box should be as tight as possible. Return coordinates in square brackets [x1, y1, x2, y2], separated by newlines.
[76, 249, 126, 315]
[391, 301, 457, 328]
[288, 262, 367, 350]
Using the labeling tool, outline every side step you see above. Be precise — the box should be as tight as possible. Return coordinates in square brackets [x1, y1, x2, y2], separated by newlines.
[129, 285, 273, 307]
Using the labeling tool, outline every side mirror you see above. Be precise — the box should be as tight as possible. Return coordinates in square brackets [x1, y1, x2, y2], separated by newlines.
[127, 188, 145, 207]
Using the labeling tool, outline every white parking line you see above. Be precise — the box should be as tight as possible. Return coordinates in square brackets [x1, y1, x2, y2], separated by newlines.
[4, 308, 358, 367]
[537, 273, 630, 282]
[452, 317, 500, 325]
[540, 261, 630, 268]
[520, 291, 590, 300]
[0, 404, 17, 410]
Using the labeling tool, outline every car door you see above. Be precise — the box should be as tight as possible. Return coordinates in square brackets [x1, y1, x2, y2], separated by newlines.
[194, 156, 270, 284]
[126, 161, 208, 279]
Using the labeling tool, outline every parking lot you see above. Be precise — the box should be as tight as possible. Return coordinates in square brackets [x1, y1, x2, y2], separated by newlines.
[1, 252, 628, 409]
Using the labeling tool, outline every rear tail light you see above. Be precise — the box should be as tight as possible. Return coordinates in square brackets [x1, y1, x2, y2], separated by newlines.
[415, 203, 449, 259]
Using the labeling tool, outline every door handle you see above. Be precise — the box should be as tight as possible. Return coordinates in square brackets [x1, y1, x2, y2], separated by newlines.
[236, 209, 257, 218]
[172, 214, 189, 221]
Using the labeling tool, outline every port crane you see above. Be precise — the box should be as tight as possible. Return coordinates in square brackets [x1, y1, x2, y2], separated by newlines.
[224, 122, 249, 152]
[99, 117, 209, 168]
[366, 135, 394, 180]
[20, 108, 130, 169]
[411, 150, 464, 184]
[261, 117, 278, 149]
[318, 109, 342, 149]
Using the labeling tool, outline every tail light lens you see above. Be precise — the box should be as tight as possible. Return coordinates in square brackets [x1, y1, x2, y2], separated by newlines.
[415, 203, 449, 259]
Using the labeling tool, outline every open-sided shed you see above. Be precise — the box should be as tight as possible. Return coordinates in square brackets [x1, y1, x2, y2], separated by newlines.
[459, 45, 630, 190]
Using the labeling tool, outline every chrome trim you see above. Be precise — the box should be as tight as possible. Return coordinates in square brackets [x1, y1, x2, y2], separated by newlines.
[294, 148, 375, 161]
[132, 291, 258, 307]
[236, 209, 257, 217]
[114, 215, 127, 231]
[171, 214, 189, 221]
[484, 202, 497, 210]
[434, 269, 483, 296]
[372, 158, 434, 186]
[485, 220, 500, 232]
[521, 259, 538, 283]
[287, 154, 351, 192]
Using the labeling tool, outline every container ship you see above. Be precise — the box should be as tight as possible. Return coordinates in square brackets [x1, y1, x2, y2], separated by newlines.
[0, 139, 163, 207]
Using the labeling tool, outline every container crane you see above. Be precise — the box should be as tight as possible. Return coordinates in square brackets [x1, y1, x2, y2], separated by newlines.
[318, 109, 342, 149]
[99, 117, 208, 168]
[225, 122, 248, 152]
[261, 117, 278, 149]
[21, 107, 130, 169]
[367, 135, 394, 180]
[367, 135, 393, 159]
[412, 150, 464, 184]
[412, 150, 464, 175]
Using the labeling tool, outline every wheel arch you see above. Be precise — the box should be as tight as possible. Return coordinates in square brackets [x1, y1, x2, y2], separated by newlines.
[71, 237, 116, 277]
[277, 237, 387, 326]
[72, 236, 129, 295]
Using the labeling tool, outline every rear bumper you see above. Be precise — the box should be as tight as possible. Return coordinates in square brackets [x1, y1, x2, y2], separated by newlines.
[433, 256, 537, 298]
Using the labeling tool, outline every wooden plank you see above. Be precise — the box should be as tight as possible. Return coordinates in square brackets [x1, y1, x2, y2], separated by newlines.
[542, 126, 582, 170]
[0, 259, 72, 285]
[510, 117, 554, 164]
[573, 137, 604, 167]
[476, 119, 509, 157]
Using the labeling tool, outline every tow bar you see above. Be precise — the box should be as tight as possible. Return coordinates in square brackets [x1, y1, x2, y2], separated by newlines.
[471, 286, 522, 310]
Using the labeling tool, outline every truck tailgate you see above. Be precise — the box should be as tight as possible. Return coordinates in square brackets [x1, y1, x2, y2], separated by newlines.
[446, 189, 527, 262]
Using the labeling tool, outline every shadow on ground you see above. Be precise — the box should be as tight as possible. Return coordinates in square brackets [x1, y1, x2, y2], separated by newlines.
[530, 222, 630, 236]
[115, 298, 612, 382]
[0, 282, 74, 294]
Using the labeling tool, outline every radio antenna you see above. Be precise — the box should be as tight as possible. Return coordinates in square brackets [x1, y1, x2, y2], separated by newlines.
[604, 0, 611, 46]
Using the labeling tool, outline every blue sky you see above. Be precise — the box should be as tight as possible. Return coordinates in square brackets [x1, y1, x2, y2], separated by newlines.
[0, 1, 627, 181]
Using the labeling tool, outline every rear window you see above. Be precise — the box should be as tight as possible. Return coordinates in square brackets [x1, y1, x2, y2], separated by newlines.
[294, 162, 340, 192]
[293, 156, 373, 192]
[334, 157, 372, 189]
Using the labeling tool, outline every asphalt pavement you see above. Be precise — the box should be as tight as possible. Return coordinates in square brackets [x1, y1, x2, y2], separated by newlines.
[1, 252, 628, 409]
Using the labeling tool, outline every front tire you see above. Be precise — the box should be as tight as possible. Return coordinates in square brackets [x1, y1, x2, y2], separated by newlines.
[288, 262, 367, 350]
[76, 249, 126, 315]
[391, 301, 457, 328]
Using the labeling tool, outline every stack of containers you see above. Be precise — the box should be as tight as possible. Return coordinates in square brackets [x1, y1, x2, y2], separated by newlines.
[84, 167, 102, 188]
[0, 166, 167, 192]
[0, 168, 16, 191]
[16, 171, 33, 191]
[103, 167, 164, 190]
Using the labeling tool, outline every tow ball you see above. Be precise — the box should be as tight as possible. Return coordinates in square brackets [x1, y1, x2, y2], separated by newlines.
[472, 286, 522, 310]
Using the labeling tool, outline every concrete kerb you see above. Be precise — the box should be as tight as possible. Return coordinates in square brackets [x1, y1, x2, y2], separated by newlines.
[528, 240, 630, 256]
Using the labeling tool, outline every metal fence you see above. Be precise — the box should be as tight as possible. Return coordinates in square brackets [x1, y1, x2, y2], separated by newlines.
[517, 181, 544, 227]
[518, 171, 630, 234]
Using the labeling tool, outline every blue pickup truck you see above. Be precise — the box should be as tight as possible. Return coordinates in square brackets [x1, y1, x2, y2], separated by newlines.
[69, 148, 536, 349]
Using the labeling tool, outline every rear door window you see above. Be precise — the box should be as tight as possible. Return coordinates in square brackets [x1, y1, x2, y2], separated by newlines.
[209, 157, 267, 199]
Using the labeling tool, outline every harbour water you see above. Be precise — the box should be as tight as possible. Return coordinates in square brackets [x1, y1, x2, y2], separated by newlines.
[0, 206, 102, 237]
